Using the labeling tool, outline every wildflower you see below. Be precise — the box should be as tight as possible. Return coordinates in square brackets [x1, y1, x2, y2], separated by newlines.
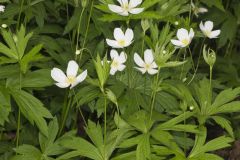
[134, 49, 158, 75]
[109, 50, 127, 75]
[171, 28, 194, 48]
[203, 45, 216, 67]
[200, 21, 221, 39]
[0, 5, 5, 12]
[106, 28, 134, 48]
[191, 2, 208, 17]
[51, 60, 87, 89]
[108, 0, 144, 16]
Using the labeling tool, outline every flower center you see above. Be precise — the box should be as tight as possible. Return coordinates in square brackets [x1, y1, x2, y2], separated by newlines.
[122, 3, 129, 11]
[145, 63, 151, 70]
[111, 60, 119, 68]
[66, 76, 76, 84]
[204, 30, 211, 37]
[181, 39, 189, 45]
[118, 40, 125, 46]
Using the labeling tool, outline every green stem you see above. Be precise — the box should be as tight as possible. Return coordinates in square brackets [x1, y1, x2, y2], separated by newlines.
[58, 91, 71, 136]
[79, 0, 94, 61]
[16, 108, 21, 148]
[180, 50, 186, 80]
[187, 38, 206, 85]
[150, 68, 160, 120]
[209, 66, 213, 104]
[75, 8, 85, 59]
[188, 47, 196, 71]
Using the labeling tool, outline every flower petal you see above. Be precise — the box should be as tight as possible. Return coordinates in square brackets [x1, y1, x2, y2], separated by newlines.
[134, 53, 145, 67]
[147, 68, 158, 75]
[110, 68, 118, 75]
[199, 21, 205, 32]
[55, 82, 70, 88]
[108, 4, 124, 13]
[205, 21, 213, 31]
[110, 49, 119, 60]
[189, 28, 195, 39]
[209, 30, 221, 39]
[124, 28, 134, 46]
[118, 10, 129, 16]
[129, 0, 142, 8]
[106, 39, 121, 48]
[67, 60, 79, 77]
[135, 67, 146, 74]
[114, 28, 125, 41]
[129, 8, 144, 14]
[151, 62, 158, 68]
[71, 70, 88, 89]
[198, 7, 208, 13]
[117, 64, 126, 71]
[51, 68, 67, 83]
[171, 39, 184, 47]
[177, 28, 189, 41]
[144, 49, 154, 64]
[118, 51, 127, 63]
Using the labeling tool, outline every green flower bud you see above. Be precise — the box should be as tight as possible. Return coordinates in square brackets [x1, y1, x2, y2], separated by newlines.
[81, 0, 88, 8]
[141, 19, 150, 33]
[203, 45, 216, 67]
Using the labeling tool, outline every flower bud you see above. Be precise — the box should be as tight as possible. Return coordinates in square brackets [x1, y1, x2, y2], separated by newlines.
[81, 0, 88, 8]
[1, 24, 7, 28]
[203, 45, 216, 67]
[75, 49, 81, 55]
[141, 19, 150, 33]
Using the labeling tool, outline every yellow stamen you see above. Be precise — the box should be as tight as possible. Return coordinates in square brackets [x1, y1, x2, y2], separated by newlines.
[111, 60, 119, 68]
[66, 76, 76, 84]
[181, 39, 189, 45]
[118, 40, 125, 46]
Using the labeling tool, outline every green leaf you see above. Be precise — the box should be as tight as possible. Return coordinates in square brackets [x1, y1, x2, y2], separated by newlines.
[211, 116, 234, 138]
[136, 134, 151, 160]
[13, 144, 42, 159]
[0, 87, 11, 125]
[10, 89, 52, 136]
[201, 0, 225, 11]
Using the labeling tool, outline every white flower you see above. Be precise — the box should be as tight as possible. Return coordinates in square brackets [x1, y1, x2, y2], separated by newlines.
[51, 60, 87, 89]
[200, 21, 221, 39]
[191, 2, 208, 17]
[110, 50, 127, 75]
[134, 49, 158, 75]
[108, 0, 144, 16]
[0, 5, 5, 12]
[106, 28, 134, 48]
[171, 28, 194, 48]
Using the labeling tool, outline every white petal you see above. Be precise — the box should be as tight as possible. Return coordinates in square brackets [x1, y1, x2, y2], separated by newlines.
[106, 39, 121, 48]
[144, 49, 154, 64]
[67, 60, 79, 77]
[177, 28, 189, 41]
[110, 49, 119, 60]
[147, 68, 158, 75]
[110, 68, 118, 75]
[151, 62, 158, 68]
[114, 28, 125, 41]
[108, 4, 124, 13]
[199, 21, 205, 32]
[134, 53, 145, 67]
[205, 21, 213, 31]
[124, 28, 134, 46]
[129, 8, 144, 14]
[171, 39, 184, 47]
[129, 0, 142, 8]
[135, 67, 147, 74]
[55, 82, 70, 88]
[51, 68, 67, 83]
[118, 10, 129, 16]
[198, 7, 208, 13]
[189, 28, 195, 39]
[209, 30, 221, 39]
[117, 64, 126, 71]
[118, 51, 127, 63]
[71, 70, 88, 88]
[119, 0, 128, 5]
